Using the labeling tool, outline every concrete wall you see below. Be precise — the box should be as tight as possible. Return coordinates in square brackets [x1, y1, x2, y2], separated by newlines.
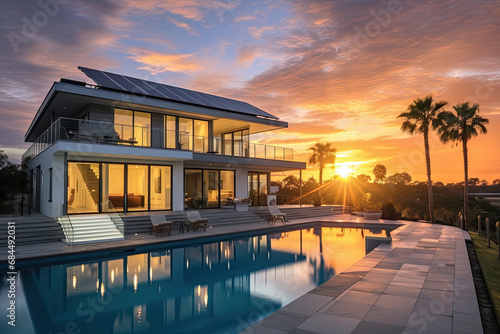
[26, 146, 65, 218]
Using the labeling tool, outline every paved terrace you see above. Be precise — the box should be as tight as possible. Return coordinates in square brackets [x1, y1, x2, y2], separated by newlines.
[0, 213, 482, 334]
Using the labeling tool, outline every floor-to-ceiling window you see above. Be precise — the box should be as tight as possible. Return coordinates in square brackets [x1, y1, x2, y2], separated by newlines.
[185, 169, 202, 209]
[203, 170, 219, 208]
[134, 111, 151, 147]
[185, 169, 234, 209]
[222, 129, 249, 157]
[102, 164, 125, 212]
[67, 162, 100, 214]
[248, 172, 269, 206]
[178, 118, 193, 150]
[194, 120, 208, 153]
[128, 165, 149, 211]
[114, 108, 151, 147]
[150, 166, 171, 210]
[220, 171, 235, 206]
[164, 115, 176, 149]
[68, 162, 171, 213]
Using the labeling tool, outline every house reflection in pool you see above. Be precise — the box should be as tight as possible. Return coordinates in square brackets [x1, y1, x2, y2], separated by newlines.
[22, 234, 307, 333]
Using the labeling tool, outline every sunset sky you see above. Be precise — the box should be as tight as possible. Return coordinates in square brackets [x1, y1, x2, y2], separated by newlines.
[1, 0, 499, 183]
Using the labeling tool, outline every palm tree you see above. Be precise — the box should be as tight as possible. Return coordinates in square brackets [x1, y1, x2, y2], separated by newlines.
[436, 102, 489, 229]
[398, 96, 448, 223]
[307, 142, 337, 187]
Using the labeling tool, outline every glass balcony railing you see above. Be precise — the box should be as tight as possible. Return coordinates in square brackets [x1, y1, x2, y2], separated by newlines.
[23, 118, 295, 162]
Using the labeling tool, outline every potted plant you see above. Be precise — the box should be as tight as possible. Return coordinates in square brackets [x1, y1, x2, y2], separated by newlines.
[362, 193, 382, 220]
[352, 193, 368, 216]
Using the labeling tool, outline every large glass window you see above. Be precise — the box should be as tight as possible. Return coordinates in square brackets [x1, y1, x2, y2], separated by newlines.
[134, 111, 151, 147]
[128, 165, 149, 211]
[67, 162, 100, 214]
[178, 118, 193, 150]
[150, 166, 171, 210]
[102, 164, 124, 212]
[185, 169, 234, 209]
[114, 109, 133, 145]
[248, 172, 269, 206]
[222, 129, 250, 157]
[185, 169, 202, 209]
[203, 170, 219, 208]
[114, 109, 151, 146]
[165, 115, 176, 149]
[68, 162, 171, 213]
[194, 120, 208, 153]
[220, 171, 235, 206]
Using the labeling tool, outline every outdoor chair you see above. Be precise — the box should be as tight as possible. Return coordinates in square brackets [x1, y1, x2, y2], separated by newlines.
[268, 205, 288, 225]
[185, 210, 208, 232]
[150, 214, 172, 236]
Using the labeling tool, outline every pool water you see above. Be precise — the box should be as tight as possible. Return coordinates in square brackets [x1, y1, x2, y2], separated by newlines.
[0, 226, 388, 334]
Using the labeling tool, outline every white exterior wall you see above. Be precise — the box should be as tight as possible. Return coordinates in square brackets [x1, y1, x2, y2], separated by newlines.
[234, 167, 248, 199]
[171, 161, 185, 211]
[26, 147, 66, 218]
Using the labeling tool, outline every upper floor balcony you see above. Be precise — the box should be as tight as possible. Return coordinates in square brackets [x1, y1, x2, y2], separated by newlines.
[23, 117, 295, 162]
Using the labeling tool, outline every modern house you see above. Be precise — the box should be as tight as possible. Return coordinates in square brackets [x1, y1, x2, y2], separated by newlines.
[23, 67, 306, 222]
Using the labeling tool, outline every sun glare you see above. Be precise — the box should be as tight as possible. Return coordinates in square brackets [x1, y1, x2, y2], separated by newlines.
[337, 164, 354, 178]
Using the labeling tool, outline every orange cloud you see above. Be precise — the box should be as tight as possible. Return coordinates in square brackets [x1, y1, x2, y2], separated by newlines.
[129, 50, 201, 74]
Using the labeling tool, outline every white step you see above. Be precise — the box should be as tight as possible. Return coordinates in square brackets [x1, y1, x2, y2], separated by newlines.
[58, 214, 125, 245]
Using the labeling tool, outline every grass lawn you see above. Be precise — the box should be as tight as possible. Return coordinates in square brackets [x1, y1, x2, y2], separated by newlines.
[470, 231, 500, 326]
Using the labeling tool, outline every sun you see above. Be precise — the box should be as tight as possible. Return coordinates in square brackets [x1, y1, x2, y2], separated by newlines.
[337, 164, 354, 178]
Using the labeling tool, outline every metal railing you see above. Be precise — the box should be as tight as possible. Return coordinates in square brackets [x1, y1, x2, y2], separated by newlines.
[57, 215, 75, 245]
[104, 200, 125, 238]
[23, 117, 294, 162]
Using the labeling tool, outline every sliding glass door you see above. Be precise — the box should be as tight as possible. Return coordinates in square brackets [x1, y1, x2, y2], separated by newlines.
[248, 172, 269, 206]
[68, 162, 171, 214]
[67, 162, 100, 214]
[102, 164, 124, 212]
[185, 169, 234, 209]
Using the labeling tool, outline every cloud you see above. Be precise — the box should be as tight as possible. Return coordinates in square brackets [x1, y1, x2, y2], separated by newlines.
[167, 17, 200, 35]
[248, 26, 275, 39]
[129, 49, 201, 74]
[235, 15, 257, 23]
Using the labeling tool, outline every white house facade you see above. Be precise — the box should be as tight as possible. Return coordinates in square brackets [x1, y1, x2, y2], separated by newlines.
[23, 67, 306, 218]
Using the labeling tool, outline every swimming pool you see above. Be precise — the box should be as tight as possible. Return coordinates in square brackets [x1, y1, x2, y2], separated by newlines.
[0, 226, 390, 334]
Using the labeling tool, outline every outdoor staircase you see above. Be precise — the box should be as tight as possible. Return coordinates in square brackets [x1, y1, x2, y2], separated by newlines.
[77, 164, 99, 207]
[59, 214, 125, 245]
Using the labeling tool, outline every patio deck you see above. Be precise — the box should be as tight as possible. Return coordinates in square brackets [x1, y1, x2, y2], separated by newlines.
[0, 212, 482, 334]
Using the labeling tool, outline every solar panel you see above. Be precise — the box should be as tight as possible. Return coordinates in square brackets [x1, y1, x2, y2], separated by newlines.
[78, 66, 278, 119]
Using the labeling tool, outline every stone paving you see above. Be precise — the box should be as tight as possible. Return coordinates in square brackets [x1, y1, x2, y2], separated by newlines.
[243, 222, 482, 334]
[0, 215, 483, 334]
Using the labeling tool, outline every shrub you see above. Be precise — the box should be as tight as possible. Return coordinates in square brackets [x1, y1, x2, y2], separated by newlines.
[381, 201, 397, 220]
[311, 193, 322, 207]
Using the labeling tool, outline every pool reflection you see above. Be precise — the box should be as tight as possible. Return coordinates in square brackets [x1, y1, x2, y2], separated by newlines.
[6, 227, 385, 334]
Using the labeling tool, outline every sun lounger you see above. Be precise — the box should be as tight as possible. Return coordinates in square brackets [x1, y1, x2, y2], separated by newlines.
[268, 205, 288, 225]
[150, 214, 172, 236]
[185, 210, 208, 232]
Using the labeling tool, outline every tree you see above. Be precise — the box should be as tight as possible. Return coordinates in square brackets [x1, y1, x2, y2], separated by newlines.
[282, 175, 300, 191]
[398, 95, 447, 222]
[386, 172, 412, 185]
[435, 181, 444, 187]
[356, 174, 371, 183]
[468, 178, 480, 186]
[307, 142, 337, 187]
[372, 164, 387, 183]
[480, 179, 488, 186]
[493, 179, 500, 185]
[436, 102, 489, 228]
[0, 151, 28, 204]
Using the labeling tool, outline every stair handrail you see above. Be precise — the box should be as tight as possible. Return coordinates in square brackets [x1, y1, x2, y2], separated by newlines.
[57, 214, 75, 245]
[104, 200, 125, 237]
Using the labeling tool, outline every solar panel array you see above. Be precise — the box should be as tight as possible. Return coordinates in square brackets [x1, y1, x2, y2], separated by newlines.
[78, 66, 278, 119]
